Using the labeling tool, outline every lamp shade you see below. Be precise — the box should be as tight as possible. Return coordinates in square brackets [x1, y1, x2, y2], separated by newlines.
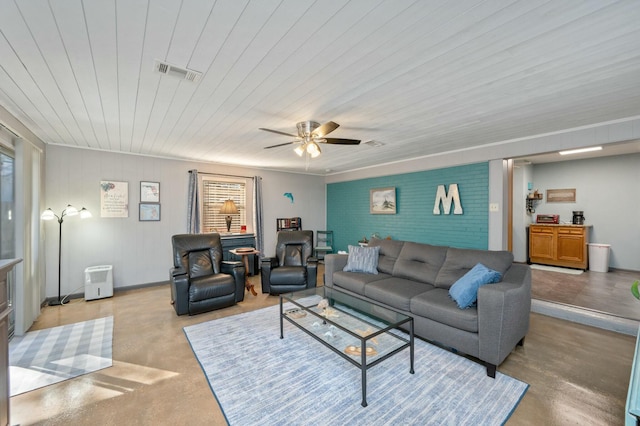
[41, 208, 55, 220]
[79, 207, 92, 219]
[294, 144, 306, 157]
[65, 204, 79, 216]
[307, 142, 321, 158]
[219, 199, 239, 214]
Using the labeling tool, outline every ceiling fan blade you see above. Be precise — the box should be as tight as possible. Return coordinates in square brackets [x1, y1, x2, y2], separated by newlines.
[312, 121, 339, 138]
[259, 128, 299, 138]
[323, 138, 361, 145]
[264, 141, 297, 149]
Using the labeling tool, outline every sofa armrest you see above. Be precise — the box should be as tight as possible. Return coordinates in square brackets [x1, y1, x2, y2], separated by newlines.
[222, 261, 246, 302]
[477, 264, 531, 367]
[324, 254, 348, 288]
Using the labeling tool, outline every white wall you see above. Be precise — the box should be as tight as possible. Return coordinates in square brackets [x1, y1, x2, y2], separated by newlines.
[527, 154, 640, 270]
[43, 145, 326, 298]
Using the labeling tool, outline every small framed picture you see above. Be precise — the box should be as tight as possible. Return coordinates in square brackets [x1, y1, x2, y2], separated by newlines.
[140, 181, 160, 203]
[370, 187, 396, 214]
[139, 203, 161, 221]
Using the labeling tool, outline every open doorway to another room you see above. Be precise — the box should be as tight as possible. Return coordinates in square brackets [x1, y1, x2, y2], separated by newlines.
[510, 140, 640, 322]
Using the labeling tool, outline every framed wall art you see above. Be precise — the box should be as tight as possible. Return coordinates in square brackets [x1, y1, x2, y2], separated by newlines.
[140, 181, 160, 203]
[547, 188, 576, 203]
[100, 180, 129, 218]
[370, 187, 396, 214]
[139, 203, 161, 221]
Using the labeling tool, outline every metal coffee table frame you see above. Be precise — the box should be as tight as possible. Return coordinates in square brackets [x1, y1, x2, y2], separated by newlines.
[280, 287, 414, 407]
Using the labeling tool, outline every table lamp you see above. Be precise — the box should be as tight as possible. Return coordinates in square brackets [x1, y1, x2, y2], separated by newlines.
[219, 199, 238, 232]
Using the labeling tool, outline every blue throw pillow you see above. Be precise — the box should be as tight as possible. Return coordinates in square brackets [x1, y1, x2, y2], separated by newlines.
[343, 245, 380, 274]
[448, 263, 502, 309]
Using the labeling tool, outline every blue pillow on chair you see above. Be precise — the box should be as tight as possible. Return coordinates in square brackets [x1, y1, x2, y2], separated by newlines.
[449, 263, 502, 309]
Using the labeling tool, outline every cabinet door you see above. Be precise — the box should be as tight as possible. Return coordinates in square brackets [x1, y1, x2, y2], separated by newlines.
[530, 227, 555, 260]
[557, 228, 585, 263]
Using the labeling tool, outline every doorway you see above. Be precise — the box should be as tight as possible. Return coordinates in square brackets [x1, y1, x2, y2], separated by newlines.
[509, 141, 640, 321]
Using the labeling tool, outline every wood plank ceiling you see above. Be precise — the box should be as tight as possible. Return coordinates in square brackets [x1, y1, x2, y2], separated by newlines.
[0, 0, 639, 174]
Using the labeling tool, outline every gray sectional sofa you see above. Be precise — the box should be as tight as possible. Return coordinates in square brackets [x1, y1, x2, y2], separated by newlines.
[324, 238, 531, 377]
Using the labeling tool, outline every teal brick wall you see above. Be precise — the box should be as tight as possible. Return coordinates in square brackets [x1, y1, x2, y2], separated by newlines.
[327, 162, 489, 251]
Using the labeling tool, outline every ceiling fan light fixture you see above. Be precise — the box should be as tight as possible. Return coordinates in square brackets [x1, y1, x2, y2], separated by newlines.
[307, 141, 321, 157]
[294, 144, 306, 156]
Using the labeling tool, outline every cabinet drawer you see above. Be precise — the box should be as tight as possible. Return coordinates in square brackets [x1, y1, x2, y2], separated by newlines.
[558, 227, 584, 235]
[530, 226, 554, 234]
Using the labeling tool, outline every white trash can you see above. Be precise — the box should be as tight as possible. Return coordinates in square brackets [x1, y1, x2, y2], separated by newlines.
[588, 244, 611, 272]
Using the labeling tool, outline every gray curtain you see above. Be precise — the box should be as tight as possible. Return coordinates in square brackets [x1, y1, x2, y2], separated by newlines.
[187, 170, 200, 233]
[253, 176, 264, 258]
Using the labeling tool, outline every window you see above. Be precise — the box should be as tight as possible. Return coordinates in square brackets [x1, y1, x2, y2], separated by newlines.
[0, 149, 14, 258]
[201, 177, 252, 233]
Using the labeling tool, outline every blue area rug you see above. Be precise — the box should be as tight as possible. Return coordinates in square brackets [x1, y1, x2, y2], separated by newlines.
[9, 316, 113, 396]
[184, 305, 528, 425]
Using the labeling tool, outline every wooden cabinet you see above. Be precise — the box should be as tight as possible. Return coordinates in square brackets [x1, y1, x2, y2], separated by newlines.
[529, 225, 590, 270]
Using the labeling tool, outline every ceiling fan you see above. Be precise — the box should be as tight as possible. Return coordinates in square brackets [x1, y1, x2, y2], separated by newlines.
[260, 120, 360, 158]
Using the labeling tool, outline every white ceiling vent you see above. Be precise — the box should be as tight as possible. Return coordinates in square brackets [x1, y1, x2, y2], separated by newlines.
[154, 60, 202, 83]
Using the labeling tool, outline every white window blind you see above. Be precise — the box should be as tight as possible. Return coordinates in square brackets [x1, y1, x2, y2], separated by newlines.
[202, 179, 246, 233]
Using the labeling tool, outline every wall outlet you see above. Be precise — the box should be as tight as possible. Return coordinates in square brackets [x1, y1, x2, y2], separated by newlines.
[489, 203, 499, 212]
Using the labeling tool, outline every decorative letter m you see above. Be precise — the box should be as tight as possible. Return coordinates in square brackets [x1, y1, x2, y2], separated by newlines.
[433, 184, 463, 215]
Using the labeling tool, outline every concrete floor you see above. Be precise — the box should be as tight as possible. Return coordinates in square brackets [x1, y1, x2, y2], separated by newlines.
[10, 272, 637, 425]
[531, 267, 639, 321]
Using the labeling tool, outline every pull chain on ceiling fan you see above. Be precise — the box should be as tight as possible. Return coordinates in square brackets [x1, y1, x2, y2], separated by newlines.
[259, 120, 361, 159]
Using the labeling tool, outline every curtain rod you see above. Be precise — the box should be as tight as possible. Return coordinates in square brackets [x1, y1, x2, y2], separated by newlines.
[189, 170, 260, 179]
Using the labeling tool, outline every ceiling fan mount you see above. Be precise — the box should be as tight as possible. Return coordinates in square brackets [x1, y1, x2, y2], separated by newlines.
[260, 120, 361, 158]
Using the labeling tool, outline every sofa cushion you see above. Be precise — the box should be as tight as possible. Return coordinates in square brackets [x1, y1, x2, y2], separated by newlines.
[343, 245, 380, 274]
[393, 242, 448, 285]
[364, 277, 435, 312]
[367, 238, 404, 274]
[189, 274, 235, 302]
[448, 263, 502, 309]
[188, 250, 214, 278]
[282, 244, 303, 266]
[434, 248, 513, 289]
[332, 271, 390, 295]
[410, 289, 478, 333]
[269, 266, 306, 285]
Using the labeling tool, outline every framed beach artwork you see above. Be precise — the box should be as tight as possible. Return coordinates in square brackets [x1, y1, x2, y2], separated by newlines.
[140, 181, 160, 203]
[370, 187, 396, 214]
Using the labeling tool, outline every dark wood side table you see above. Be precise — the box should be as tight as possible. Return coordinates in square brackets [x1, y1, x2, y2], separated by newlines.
[229, 249, 260, 296]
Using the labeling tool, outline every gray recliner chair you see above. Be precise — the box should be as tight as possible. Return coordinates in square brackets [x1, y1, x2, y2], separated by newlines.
[261, 230, 318, 295]
[170, 233, 245, 315]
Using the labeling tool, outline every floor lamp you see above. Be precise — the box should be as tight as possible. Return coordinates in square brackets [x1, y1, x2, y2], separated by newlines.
[41, 204, 92, 306]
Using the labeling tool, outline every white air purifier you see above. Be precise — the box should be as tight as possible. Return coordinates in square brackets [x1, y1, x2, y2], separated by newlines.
[84, 265, 114, 301]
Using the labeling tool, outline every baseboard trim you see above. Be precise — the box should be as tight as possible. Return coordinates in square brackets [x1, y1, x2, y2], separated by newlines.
[532, 299, 639, 336]
[43, 281, 169, 307]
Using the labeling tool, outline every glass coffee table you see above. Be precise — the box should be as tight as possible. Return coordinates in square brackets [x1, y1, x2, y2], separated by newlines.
[280, 287, 414, 407]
